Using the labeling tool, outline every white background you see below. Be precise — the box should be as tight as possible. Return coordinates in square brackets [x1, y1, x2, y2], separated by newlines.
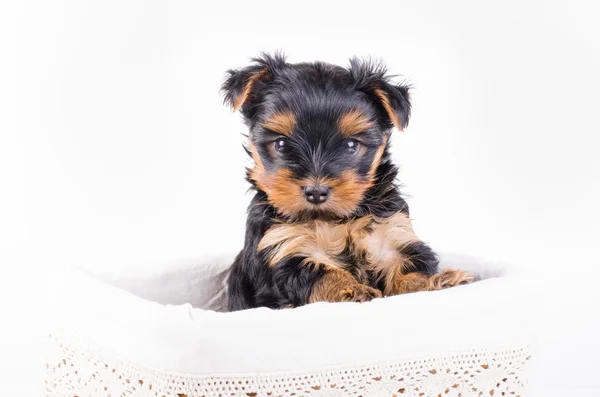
[3, 0, 600, 395]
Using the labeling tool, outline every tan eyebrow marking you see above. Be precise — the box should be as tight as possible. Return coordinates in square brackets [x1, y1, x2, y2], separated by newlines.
[261, 111, 297, 136]
[338, 109, 375, 136]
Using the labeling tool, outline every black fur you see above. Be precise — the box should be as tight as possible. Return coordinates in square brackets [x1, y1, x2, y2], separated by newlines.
[223, 53, 439, 311]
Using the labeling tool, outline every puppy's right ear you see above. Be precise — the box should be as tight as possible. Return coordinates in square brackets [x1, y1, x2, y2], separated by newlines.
[222, 65, 268, 112]
[221, 53, 286, 117]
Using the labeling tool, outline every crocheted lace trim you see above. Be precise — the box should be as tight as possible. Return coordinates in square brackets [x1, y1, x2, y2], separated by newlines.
[45, 335, 530, 397]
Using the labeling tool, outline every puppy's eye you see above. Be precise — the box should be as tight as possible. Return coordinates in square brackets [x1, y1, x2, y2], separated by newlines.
[346, 139, 359, 154]
[274, 138, 287, 154]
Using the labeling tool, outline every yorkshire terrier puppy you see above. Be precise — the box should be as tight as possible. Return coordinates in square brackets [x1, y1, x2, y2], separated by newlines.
[223, 53, 474, 311]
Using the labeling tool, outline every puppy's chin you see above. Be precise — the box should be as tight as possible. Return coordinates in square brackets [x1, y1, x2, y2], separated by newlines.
[296, 209, 343, 222]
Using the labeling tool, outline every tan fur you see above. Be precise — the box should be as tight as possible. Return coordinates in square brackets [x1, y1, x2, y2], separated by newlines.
[232, 69, 268, 111]
[338, 110, 375, 137]
[428, 268, 475, 290]
[390, 272, 432, 294]
[250, 165, 373, 219]
[352, 213, 419, 266]
[373, 88, 403, 131]
[247, 142, 268, 187]
[251, 167, 307, 218]
[367, 135, 389, 181]
[259, 213, 419, 277]
[388, 269, 475, 294]
[351, 212, 421, 295]
[262, 111, 297, 136]
[258, 220, 348, 268]
[248, 144, 305, 216]
[323, 170, 374, 218]
[309, 267, 382, 303]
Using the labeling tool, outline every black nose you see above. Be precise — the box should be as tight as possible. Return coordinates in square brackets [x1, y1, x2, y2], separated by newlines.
[303, 185, 331, 204]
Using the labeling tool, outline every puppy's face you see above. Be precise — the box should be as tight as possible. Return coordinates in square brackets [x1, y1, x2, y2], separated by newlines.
[223, 54, 411, 220]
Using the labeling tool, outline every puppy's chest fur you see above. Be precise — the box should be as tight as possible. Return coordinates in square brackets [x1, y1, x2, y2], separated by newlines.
[258, 212, 419, 281]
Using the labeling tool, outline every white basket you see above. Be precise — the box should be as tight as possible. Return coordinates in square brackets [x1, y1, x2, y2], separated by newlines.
[45, 253, 534, 396]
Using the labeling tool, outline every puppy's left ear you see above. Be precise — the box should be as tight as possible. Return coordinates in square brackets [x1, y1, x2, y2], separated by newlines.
[371, 81, 411, 132]
[349, 58, 411, 132]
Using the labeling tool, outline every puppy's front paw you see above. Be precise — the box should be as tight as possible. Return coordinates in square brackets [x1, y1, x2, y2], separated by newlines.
[430, 268, 475, 290]
[339, 284, 382, 302]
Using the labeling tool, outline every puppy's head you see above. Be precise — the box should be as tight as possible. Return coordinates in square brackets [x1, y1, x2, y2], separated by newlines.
[222, 53, 411, 220]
